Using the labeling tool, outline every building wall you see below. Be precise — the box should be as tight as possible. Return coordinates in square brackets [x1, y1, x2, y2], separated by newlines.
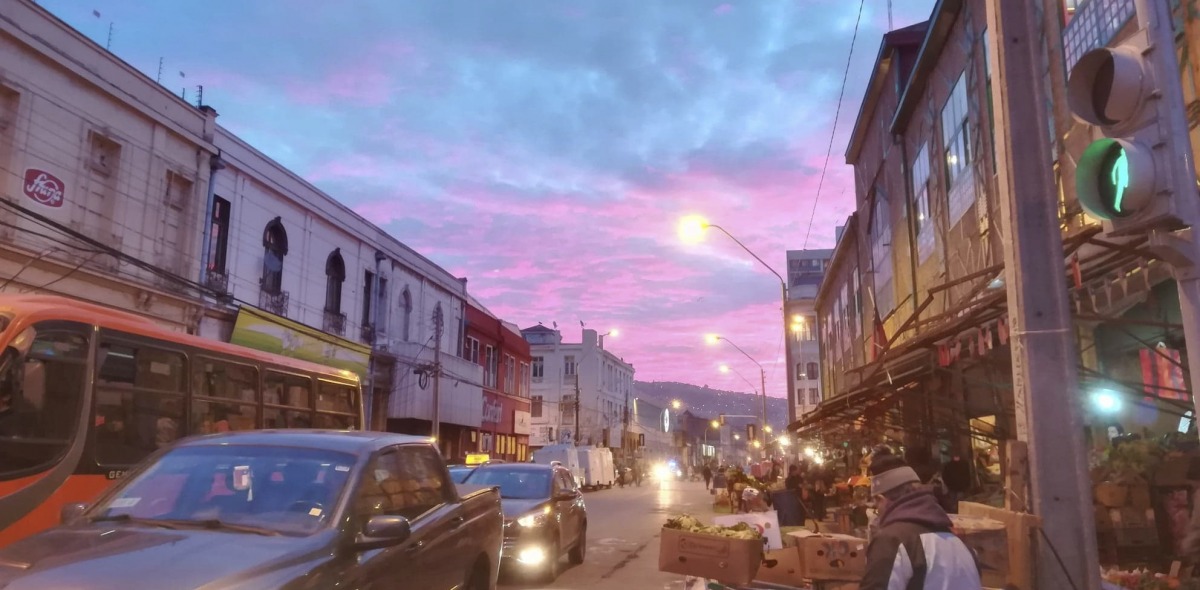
[466, 302, 532, 462]
[786, 249, 832, 420]
[0, 0, 214, 329]
[523, 327, 634, 448]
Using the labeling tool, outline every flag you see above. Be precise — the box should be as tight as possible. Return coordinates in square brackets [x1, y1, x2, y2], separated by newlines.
[998, 316, 1010, 345]
[1141, 348, 1187, 401]
[870, 308, 887, 361]
[1071, 254, 1083, 289]
[180, 71, 186, 78]
[937, 343, 951, 367]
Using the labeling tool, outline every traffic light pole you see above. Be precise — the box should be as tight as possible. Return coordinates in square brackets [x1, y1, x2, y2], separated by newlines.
[987, 1, 1101, 589]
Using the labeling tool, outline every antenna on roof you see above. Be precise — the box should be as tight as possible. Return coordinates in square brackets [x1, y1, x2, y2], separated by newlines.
[156, 57, 163, 84]
[888, 0, 893, 30]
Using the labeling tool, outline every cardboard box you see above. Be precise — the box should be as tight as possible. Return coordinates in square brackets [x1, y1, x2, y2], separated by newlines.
[754, 547, 803, 586]
[795, 532, 868, 582]
[950, 514, 1008, 589]
[658, 528, 764, 585]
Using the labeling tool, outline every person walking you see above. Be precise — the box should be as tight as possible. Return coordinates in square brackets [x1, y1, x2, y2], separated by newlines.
[860, 453, 981, 589]
[702, 463, 713, 490]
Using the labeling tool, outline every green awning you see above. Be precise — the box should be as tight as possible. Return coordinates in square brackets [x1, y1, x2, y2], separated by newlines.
[230, 306, 371, 379]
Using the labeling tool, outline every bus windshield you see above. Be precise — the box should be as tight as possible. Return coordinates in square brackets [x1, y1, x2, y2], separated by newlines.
[0, 324, 89, 480]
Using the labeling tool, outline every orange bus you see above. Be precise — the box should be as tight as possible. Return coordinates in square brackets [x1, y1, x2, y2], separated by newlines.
[0, 294, 365, 547]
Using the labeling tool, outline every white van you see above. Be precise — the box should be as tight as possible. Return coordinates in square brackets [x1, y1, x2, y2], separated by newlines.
[573, 446, 614, 489]
[533, 444, 584, 487]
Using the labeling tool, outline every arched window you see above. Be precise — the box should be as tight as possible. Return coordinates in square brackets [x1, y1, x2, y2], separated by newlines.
[806, 362, 819, 379]
[261, 217, 288, 294]
[401, 287, 413, 341]
[324, 249, 345, 313]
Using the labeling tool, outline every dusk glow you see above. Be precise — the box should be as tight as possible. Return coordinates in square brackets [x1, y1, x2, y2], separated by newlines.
[45, 0, 935, 397]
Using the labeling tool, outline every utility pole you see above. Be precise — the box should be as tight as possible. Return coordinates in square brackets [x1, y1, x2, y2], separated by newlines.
[431, 304, 443, 444]
[986, 1, 1101, 588]
[573, 375, 581, 445]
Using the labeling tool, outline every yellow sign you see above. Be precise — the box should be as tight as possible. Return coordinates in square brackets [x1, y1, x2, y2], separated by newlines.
[465, 453, 490, 465]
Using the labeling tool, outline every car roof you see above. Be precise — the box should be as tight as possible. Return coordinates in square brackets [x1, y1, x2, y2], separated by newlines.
[471, 463, 557, 473]
[175, 429, 433, 455]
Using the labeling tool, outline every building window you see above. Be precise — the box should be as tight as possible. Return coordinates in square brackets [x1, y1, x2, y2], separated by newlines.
[912, 144, 931, 230]
[504, 355, 516, 394]
[532, 357, 544, 382]
[464, 337, 480, 364]
[942, 73, 971, 188]
[564, 355, 576, 377]
[261, 217, 287, 294]
[324, 250, 345, 313]
[532, 395, 543, 418]
[806, 362, 819, 379]
[808, 388, 820, 405]
[208, 196, 230, 274]
[361, 270, 375, 331]
[484, 345, 498, 388]
[519, 362, 530, 397]
[401, 287, 413, 341]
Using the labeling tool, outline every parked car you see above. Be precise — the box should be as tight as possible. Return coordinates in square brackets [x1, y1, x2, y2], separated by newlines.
[0, 430, 504, 590]
[463, 462, 587, 582]
[449, 464, 477, 483]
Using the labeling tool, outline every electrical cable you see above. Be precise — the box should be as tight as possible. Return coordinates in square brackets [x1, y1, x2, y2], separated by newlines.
[802, 0, 866, 250]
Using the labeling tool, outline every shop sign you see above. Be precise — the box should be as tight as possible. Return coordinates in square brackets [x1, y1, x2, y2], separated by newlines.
[482, 399, 503, 424]
[23, 168, 65, 208]
[513, 410, 531, 435]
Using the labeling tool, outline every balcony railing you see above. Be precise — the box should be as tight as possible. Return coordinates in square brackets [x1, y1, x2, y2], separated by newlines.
[205, 269, 228, 293]
[361, 324, 375, 345]
[323, 310, 346, 336]
[258, 289, 288, 317]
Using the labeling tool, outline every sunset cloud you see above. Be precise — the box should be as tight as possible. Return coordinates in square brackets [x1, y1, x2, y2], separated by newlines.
[45, 0, 936, 399]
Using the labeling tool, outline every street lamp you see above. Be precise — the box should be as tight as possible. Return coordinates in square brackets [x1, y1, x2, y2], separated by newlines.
[683, 216, 797, 423]
[671, 399, 682, 410]
[707, 335, 768, 440]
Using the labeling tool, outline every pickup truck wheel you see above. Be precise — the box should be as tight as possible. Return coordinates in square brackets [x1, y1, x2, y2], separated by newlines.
[568, 526, 586, 565]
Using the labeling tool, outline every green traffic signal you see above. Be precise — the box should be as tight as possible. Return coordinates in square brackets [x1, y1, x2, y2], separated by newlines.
[1100, 143, 1130, 215]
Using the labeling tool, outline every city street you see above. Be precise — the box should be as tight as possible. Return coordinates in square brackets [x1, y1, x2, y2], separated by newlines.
[500, 478, 713, 590]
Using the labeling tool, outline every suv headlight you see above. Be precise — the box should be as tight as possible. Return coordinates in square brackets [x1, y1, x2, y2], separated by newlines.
[516, 506, 552, 527]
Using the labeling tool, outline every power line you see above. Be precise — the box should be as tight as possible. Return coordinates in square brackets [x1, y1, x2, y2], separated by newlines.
[801, 0, 866, 250]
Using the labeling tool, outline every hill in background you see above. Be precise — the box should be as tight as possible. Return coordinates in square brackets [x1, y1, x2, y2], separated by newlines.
[633, 381, 790, 431]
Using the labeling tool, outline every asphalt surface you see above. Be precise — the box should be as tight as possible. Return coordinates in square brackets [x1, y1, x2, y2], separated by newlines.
[499, 477, 716, 590]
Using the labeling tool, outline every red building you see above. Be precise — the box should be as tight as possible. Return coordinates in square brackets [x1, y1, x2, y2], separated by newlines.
[465, 298, 533, 462]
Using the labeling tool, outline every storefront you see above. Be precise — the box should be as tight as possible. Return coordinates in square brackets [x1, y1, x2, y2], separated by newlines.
[478, 391, 532, 462]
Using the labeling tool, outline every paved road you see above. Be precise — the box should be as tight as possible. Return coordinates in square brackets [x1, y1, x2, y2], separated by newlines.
[499, 478, 715, 590]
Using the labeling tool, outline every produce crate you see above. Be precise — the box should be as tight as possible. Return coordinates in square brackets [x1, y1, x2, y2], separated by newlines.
[659, 527, 764, 585]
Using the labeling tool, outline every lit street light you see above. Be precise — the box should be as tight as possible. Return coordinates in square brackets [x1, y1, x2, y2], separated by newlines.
[710, 419, 720, 429]
[683, 216, 798, 423]
[778, 435, 790, 447]
[707, 334, 768, 444]
[671, 399, 682, 410]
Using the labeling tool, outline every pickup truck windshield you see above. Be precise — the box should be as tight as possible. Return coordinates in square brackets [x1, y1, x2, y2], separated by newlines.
[91, 445, 357, 536]
[465, 468, 552, 500]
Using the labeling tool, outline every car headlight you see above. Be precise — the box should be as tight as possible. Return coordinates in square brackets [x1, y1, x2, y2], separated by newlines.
[516, 506, 552, 527]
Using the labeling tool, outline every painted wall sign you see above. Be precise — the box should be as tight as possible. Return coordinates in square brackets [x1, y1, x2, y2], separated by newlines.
[482, 399, 503, 424]
[23, 168, 65, 208]
[513, 410, 531, 435]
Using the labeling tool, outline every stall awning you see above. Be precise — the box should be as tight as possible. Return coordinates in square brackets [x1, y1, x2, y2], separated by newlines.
[230, 305, 372, 379]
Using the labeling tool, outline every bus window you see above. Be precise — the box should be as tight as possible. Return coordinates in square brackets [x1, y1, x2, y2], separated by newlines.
[264, 371, 314, 429]
[0, 324, 88, 479]
[314, 413, 355, 430]
[316, 381, 356, 414]
[192, 358, 258, 434]
[192, 358, 257, 403]
[94, 340, 187, 465]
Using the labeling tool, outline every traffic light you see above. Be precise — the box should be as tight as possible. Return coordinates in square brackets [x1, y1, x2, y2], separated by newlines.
[1066, 2, 1198, 236]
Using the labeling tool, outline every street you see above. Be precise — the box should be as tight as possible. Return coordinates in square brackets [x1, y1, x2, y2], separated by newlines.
[501, 478, 713, 590]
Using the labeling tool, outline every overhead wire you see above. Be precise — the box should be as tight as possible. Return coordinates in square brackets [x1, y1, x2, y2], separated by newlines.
[801, 0, 867, 250]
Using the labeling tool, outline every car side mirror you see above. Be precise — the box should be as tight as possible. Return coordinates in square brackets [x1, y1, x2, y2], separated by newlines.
[60, 502, 88, 525]
[555, 490, 577, 501]
[354, 515, 412, 551]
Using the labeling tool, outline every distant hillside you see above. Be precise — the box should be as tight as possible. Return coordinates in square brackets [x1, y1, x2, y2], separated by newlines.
[634, 381, 790, 430]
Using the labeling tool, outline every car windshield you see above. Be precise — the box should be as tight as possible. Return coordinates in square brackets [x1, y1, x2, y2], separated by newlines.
[464, 468, 551, 500]
[90, 444, 358, 536]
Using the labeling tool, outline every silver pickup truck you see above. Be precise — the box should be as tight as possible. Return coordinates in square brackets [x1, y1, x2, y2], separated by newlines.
[0, 430, 504, 590]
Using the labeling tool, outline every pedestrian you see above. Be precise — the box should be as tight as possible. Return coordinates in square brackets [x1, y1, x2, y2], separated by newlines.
[702, 463, 713, 490]
[632, 462, 642, 487]
[860, 453, 981, 590]
[943, 454, 971, 514]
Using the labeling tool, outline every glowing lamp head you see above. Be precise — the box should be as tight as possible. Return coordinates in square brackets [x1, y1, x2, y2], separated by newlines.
[718, 364, 730, 373]
[678, 215, 710, 243]
[1092, 389, 1123, 414]
[705, 334, 721, 346]
[671, 400, 682, 410]
[764, 425, 773, 434]
[710, 420, 720, 429]
[778, 436, 790, 447]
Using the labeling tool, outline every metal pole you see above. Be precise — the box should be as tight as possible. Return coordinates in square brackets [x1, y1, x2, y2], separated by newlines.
[986, 1, 1100, 588]
[782, 281, 798, 424]
[432, 305, 443, 444]
[574, 376, 581, 445]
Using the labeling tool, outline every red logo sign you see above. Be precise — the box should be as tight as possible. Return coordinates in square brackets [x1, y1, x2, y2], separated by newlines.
[23, 168, 65, 208]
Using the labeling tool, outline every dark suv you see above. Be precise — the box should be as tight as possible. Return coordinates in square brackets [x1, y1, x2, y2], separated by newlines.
[463, 462, 586, 582]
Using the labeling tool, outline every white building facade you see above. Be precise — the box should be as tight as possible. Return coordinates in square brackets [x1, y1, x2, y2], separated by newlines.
[522, 327, 634, 451]
[0, 0, 484, 459]
[786, 249, 833, 422]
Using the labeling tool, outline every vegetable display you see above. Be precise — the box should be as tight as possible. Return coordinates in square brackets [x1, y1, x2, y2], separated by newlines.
[664, 514, 762, 541]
